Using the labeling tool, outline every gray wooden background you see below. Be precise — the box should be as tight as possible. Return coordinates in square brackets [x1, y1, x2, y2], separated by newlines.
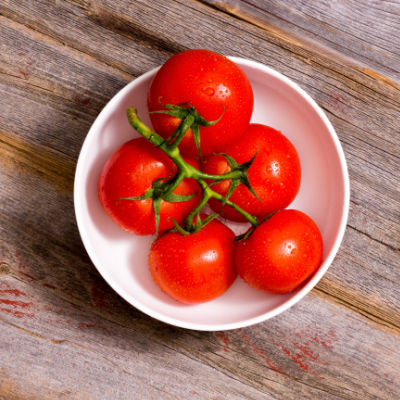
[0, 0, 399, 399]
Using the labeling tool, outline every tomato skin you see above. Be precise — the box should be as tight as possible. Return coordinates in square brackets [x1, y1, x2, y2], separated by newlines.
[98, 138, 200, 235]
[147, 49, 254, 157]
[201, 124, 301, 222]
[149, 218, 237, 304]
[235, 210, 323, 294]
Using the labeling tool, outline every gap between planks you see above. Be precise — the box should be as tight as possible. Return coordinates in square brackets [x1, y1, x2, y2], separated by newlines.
[0, 14, 133, 82]
[196, 0, 400, 91]
[2, 0, 399, 98]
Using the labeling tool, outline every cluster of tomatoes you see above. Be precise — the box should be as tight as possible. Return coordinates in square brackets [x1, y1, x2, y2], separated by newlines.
[98, 50, 323, 304]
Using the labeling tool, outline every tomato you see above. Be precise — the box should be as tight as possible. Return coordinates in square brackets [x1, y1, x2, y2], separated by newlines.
[147, 49, 253, 157]
[98, 138, 200, 235]
[235, 210, 323, 294]
[201, 124, 301, 222]
[149, 217, 236, 304]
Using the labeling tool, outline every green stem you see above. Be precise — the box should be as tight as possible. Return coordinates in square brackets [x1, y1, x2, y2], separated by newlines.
[192, 169, 241, 181]
[163, 172, 185, 198]
[127, 108, 165, 147]
[127, 108, 241, 182]
[168, 113, 195, 150]
[127, 107, 259, 227]
[207, 186, 259, 226]
[185, 181, 212, 230]
[127, 108, 192, 176]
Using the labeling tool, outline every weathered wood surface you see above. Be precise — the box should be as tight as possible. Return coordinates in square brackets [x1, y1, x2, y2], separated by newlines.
[203, 0, 400, 82]
[0, 0, 399, 398]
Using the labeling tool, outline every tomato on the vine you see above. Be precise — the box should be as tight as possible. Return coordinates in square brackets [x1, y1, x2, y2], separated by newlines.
[201, 124, 301, 222]
[149, 217, 236, 304]
[235, 210, 323, 294]
[98, 138, 200, 235]
[147, 49, 254, 157]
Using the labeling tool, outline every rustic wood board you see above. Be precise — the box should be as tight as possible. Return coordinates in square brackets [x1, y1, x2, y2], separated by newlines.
[202, 0, 400, 82]
[0, 0, 399, 398]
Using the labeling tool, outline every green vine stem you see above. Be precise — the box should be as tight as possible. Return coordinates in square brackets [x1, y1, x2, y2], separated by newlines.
[126, 107, 259, 229]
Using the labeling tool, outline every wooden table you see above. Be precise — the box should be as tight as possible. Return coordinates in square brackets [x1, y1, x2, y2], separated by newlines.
[1, 1, 399, 398]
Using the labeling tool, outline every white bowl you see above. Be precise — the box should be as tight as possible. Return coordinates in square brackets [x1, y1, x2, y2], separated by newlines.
[74, 57, 350, 331]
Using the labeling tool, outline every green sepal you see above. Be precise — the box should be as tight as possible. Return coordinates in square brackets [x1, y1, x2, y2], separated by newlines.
[239, 151, 263, 202]
[194, 213, 202, 231]
[216, 151, 261, 204]
[160, 102, 190, 110]
[240, 173, 262, 202]
[163, 192, 197, 203]
[152, 197, 162, 237]
[191, 123, 202, 159]
[196, 105, 225, 127]
[149, 108, 189, 119]
[222, 178, 240, 207]
[149, 102, 191, 120]
[235, 227, 255, 242]
[190, 213, 219, 233]
[240, 151, 258, 171]
[216, 152, 239, 169]
[208, 181, 220, 187]
[170, 217, 190, 236]
[258, 211, 277, 224]
[167, 113, 195, 147]
[200, 213, 218, 228]
[118, 188, 154, 202]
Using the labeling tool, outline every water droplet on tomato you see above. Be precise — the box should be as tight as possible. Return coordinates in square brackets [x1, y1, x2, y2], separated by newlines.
[270, 161, 280, 176]
[202, 87, 215, 96]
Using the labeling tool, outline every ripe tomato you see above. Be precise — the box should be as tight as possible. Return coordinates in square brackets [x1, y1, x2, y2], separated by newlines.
[147, 49, 253, 157]
[201, 124, 301, 222]
[98, 138, 200, 235]
[235, 210, 323, 294]
[149, 217, 236, 304]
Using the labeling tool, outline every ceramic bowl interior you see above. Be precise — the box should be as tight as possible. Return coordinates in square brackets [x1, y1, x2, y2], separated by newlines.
[74, 57, 349, 331]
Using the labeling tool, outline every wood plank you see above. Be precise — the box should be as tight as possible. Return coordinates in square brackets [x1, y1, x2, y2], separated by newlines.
[0, 15, 130, 158]
[0, 277, 276, 400]
[1, 0, 399, 397]
[201, 0, 400, 82]
[0, 275, 399, 399]
[0, 0, 182, 75]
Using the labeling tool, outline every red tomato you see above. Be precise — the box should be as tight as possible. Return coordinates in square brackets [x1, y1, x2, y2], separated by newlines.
[149, 217, 236, 304]
[98, 138, 200, 235]
[235, 210, 323, 294]
[147, 49, 253, 157]
[201, 124, 301, 222]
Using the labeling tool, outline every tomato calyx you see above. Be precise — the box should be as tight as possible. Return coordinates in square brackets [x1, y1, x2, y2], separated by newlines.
[215, 152, 262, 206]
[126, 107, 260, 232]
[234, 211, 277, 242]
[170, 213, 219, 236]
[149, 101, 224, 159]
[119, 172, 198, 236]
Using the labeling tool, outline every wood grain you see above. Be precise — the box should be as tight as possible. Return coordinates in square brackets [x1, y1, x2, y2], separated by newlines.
[0, 274, 399, 400]
[1, 0, 400, 398]
[202, 0, 400, 81]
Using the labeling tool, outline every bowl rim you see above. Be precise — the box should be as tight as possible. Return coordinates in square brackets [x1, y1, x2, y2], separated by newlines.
[74, 56, 350, 331]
